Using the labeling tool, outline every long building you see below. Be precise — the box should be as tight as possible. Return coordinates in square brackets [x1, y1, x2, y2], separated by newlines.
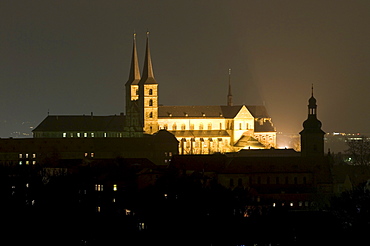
[33, 32, 277, 154]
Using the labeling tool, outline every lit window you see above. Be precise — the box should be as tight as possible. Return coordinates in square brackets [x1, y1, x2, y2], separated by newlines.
[77, 133, 81, 138]
[84, 133, 88, 138]
[19, 161, 22, 165]
[85, 153, 88, 157]
[19, 154, 22, 158]
[113, 184, 117, 191]
[63, 133, 67, 138]
[91, 133, 95, 137]
[32, 161, 36, 165]
[26, 161, 29, 165]
[25, 154, 28, 158]
[104, 133, 107, 137]
[91, 153, 94, 158]
[97, 206, 101, 213]
[32, 153, 36, 158]
[95, 184, 103, 192]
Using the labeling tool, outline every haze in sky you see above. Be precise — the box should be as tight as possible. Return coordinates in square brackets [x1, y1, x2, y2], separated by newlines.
[0, 0, 369, 137]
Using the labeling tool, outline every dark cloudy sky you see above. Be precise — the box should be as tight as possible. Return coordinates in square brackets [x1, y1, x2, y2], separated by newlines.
[0, 0, 369, 137]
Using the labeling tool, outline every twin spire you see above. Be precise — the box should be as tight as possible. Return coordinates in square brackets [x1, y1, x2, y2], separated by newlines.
[126, 31, 157, 87]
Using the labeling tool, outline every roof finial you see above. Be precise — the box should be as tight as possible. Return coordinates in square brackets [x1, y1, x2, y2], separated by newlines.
[133, 30, 136, 40]
[227, 68, 233, 106]
[311, 83, 314, 97]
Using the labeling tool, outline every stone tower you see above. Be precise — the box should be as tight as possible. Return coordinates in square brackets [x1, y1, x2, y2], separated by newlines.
[138, 32, 159, 134]
[299, 86, 325, 157]
[125, 33, 142, 137]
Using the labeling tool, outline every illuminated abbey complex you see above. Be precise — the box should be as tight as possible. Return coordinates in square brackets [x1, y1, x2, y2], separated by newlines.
[33, 33, 277, 154]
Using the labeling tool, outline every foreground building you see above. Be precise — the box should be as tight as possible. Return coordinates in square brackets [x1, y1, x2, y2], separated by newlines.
[33, 32, 276, 154]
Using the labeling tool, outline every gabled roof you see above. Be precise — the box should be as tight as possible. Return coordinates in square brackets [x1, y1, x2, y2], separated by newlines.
[33, 115, 126, 132]
[158, 105, 270, 119]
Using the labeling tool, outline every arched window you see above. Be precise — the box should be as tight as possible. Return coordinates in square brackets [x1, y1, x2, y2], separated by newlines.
[199, 123, 203, 130]
[149, 99, 153, 106]
[172, 124, 177, 130]
[208, 123, 212, 130]
[149, 112, 153, 118]
[149, 89, 153, 95]
[181, 124, 186, 130]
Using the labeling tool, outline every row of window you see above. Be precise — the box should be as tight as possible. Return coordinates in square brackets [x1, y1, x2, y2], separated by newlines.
[94, 184, 118, 192]
[160, 122, 252, 131]
[230, 176, 309, 186]
[19, 153, 36, 159]
[62, 132, 125, 138]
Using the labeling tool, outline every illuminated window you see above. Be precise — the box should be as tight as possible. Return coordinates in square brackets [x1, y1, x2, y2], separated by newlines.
[84, 133, 88, 138]
[97, 206, 101, 213]
[26, 161, 29, 165]
[172, 124, 177, 130]
[77, 133, 81, 138]
[91, 153, 94, 158]
[63, 133, 67, 138]
[25, 154, 28, 158]
[19, 154, 22, 158]
[91, 132, 95, 137]
[181, 124, 186, 130]
[19, 161, 22, 165]
[32, 161, 36, 165]
[95, 184, 103, 192]
[104, 133, 107, 137]
[32, 154, 36, 158]
[113, 184, 117, 191]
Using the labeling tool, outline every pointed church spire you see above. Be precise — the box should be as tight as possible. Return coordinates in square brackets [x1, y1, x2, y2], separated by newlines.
[227, 68, 233, 106]
[126, 32, 141, 86]
[140, 31, 157, 84]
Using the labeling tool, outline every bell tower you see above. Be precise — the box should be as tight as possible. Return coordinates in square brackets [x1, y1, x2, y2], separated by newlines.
[125, 32, 142, 136]
[138, 32, 159, 134]
[299, 86, 325, 157]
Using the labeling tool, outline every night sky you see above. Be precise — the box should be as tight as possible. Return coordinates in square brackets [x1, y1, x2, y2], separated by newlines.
[0, 0, 369, 137]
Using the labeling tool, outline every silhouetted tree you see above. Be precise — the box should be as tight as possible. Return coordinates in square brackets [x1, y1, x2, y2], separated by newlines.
[345, 136, 370, 166]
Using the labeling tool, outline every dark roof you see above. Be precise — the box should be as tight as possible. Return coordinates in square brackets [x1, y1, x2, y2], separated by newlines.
[33, 115, 126, 132]
[254, 119, 276, 132]
[158, 105, 270, 119]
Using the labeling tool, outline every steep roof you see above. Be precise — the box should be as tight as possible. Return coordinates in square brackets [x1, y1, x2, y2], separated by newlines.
[33, 115, 126, 132]
[139, 32, 157, 85]
[125, 33, 141, 86]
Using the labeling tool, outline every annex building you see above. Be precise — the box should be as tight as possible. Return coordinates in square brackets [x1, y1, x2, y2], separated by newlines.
[33, 33, 276, 154]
